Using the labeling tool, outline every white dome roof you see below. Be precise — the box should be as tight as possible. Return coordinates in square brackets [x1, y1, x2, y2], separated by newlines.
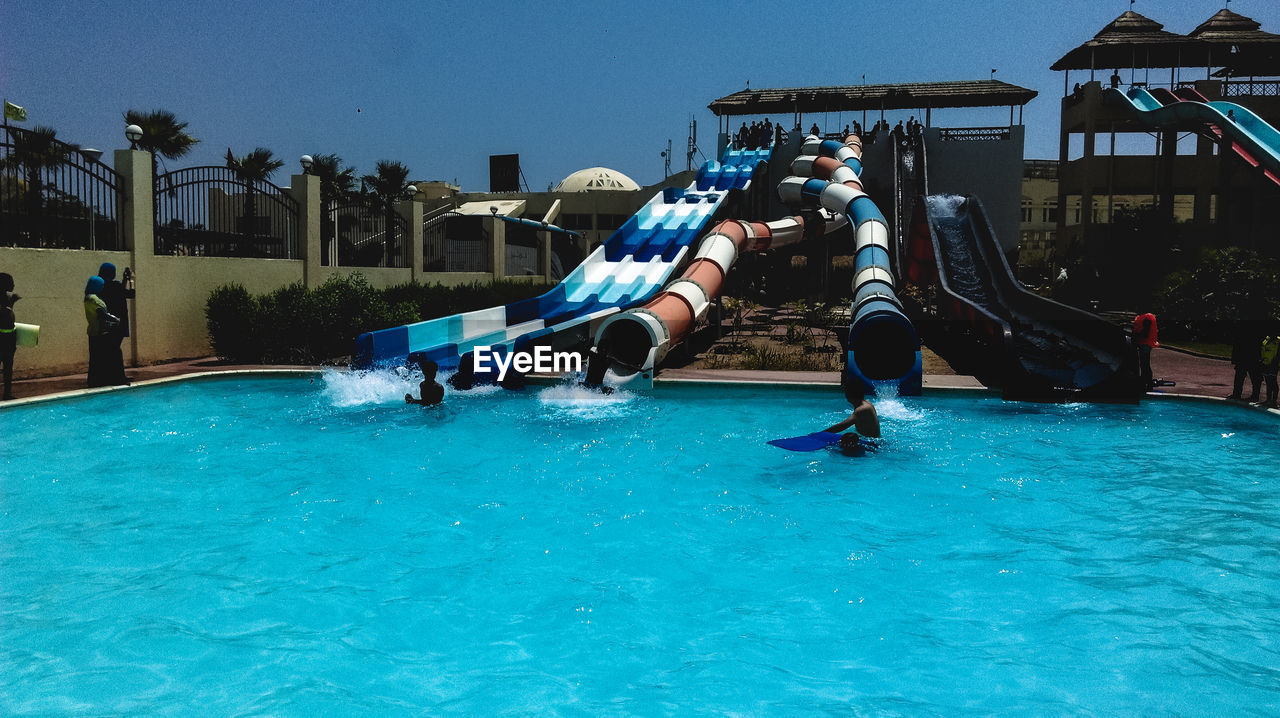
[554, 167, 640, 192]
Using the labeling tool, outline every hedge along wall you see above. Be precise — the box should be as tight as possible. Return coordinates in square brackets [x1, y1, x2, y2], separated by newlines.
[0, 243, 437, 378]
[0, 152, 550, 379]
[146, 255, 305, 364]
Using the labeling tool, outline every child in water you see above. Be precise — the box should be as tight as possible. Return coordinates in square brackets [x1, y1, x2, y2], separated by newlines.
[405, 359, 444, 407]
[822, 398, 881, 456]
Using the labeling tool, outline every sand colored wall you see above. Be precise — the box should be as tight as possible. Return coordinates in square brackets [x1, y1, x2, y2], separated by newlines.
[3, 151, 514, 381]
[0, 245, 516, 380]
[0, 247, 133, 377]
[1, 152, 583, 380]
[142, 256, 305, 363]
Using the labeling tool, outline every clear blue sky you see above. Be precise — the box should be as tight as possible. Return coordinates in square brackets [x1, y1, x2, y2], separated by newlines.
[4, 1, 1277, 191]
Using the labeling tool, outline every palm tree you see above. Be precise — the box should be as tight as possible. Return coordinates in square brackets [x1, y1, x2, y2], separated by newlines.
[361, 160, 413, 267]
[123, 109, 198, 178]
[310, 153, 358, 264]
[0, 125, 78, 243]
[225, 147, 284, 236]
[311, 153, 358, 205]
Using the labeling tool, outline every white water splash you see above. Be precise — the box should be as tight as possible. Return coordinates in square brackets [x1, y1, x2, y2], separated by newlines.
[537, 379, 638, 421]
[319, 367, 418, 407]
[871, 380, 926, 422]
[319, 366, 517, 407]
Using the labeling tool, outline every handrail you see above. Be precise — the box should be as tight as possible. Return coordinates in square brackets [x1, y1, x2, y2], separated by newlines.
[938, 127, 1011, 142]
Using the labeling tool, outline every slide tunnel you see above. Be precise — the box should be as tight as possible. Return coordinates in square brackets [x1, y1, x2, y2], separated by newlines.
[592, 214, 811, 378]
[778, 134, 922, 400]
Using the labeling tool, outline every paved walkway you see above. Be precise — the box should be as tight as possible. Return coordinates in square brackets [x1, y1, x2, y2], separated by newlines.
[0, 346, 1265, 409]
[657, 368, 986, 389]
[4, 358, 316, 405]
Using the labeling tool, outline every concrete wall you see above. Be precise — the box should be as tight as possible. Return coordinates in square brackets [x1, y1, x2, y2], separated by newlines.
[146, 256, 304, 362]
[311, 265, 407, 289]
[923, 126, 1026, 253]
[0, 151, 541, 380]
[0, 247, 133, 377]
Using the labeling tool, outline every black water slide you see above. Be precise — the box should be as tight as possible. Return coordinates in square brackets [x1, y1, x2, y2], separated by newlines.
[919, 194, 1141, 401]
[892, 133, 928, 278]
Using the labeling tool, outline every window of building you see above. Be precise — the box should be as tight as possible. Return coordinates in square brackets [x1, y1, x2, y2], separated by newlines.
[561, 214, 593, 230]
[596, 214, 629, 231]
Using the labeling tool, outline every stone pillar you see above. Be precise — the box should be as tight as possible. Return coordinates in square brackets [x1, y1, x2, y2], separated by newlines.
[489, 215, 505, 279]
[1081, 116, 1095, 260]
[1193, 133, 1214, 224]
[540, 199, 561, 284]
[289, 173, 322, 288]
[1159, 130, 1176, 226]
[115, 149, 155, 366]
[1217, 134, 1233, 246]
[397, 199, 424, 283]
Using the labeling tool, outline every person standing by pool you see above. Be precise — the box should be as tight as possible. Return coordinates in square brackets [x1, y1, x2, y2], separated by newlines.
[405, 358, 444, 407]
[1261, 333, 1279, 409]
[0, 272, 19, 400]
[1132, 312, 1158, 391]
[84, 276, 120, 388]
[97, 262, 133, 386]
[580, 345, 615, 395]
[1228, 320, 1264, 402]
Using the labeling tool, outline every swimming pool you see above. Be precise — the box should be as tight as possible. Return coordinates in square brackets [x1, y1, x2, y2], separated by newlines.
[3, 373, 1279, 714]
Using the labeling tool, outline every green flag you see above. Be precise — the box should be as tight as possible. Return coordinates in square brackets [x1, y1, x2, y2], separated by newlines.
[4, 101, 27, 122]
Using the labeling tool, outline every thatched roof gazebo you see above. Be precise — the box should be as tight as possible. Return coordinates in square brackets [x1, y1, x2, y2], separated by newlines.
[1192, 9, 1280, 81]
[1051, 8, 1280, 89]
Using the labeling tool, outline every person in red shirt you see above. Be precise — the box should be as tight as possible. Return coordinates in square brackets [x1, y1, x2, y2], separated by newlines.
[1132, 313, 1158, 391]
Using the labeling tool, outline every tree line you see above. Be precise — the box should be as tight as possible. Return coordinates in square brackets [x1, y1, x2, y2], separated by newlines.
[4, 108, 416, 223]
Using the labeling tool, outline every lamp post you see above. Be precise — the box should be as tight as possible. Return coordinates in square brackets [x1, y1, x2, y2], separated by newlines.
[125, 124, 142, 150]
[81, 148, 104, 249]
[299, 154, 313, 174]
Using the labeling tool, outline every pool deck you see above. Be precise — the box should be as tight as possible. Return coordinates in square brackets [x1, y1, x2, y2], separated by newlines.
[3, 347, 1277, 415]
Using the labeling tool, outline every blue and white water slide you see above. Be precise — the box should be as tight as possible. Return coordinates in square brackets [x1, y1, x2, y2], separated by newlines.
[353, 147, 771, 369]
[1106, 87, 1280, 177]
[779, 136, 923, 400]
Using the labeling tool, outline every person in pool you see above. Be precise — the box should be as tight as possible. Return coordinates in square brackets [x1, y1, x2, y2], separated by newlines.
[405, 359, 444, 407]
[822, 398, 881, 456]
[580, 345, 615, 394]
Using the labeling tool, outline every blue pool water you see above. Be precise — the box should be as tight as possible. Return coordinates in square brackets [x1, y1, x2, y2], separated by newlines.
[3, 372, 1280, 715]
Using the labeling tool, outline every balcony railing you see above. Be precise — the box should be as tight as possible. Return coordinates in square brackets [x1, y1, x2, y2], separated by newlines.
[1224, 81, 1280, 98]
[938, 127, 1012, 142]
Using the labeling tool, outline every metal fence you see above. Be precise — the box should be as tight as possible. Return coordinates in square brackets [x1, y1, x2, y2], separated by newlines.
[424, 211, 491, 273]
[938, 127, 1012, 142]
[154, 166, 299, 258]
[0, 126, 123, 250]
[1224, 81, 1280, 98]
[503, 222, 545, 277]
[422, 207, 460, 271]
[327, 199, 409, 268]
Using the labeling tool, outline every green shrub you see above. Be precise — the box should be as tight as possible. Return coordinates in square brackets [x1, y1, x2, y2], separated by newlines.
[205, 284, 259, 362]
[205, 274, 550, 364]
[1153, 248, 1280, 342]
